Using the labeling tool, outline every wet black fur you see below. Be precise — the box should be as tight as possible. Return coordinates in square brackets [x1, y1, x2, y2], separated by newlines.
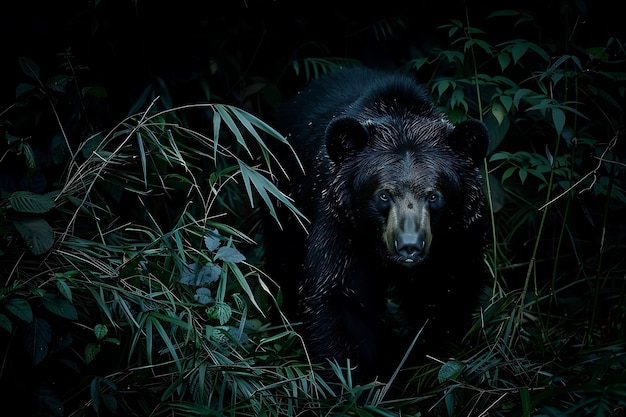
[263, 67, 489, 384]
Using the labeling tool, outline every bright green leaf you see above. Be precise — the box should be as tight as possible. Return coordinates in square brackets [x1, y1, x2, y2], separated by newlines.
[94, 324, 108, 340]
[491, 101, 507, 125]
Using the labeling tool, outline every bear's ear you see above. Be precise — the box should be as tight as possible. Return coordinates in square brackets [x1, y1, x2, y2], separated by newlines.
[325, 116, 370, 163]
[448, 119, 489, 166]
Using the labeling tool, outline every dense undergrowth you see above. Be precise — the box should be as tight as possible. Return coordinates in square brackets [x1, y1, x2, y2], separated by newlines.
[1, 3, 625, 416]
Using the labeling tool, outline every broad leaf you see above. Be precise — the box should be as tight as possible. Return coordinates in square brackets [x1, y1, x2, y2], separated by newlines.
[41, 294, 78, 321]
[215, 246, 245, 263]
[14, 218, 54, 255]
[25, 317, 52, 366]
[438, 360, 465, 382]
[3, 297, 33, 322]
[9, 191, 56, 213]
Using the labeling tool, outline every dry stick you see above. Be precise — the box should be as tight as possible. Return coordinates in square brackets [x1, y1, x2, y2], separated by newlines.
[538, 132, 619, 211]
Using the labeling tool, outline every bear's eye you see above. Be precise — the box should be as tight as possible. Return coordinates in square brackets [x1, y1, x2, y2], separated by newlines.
[379, 192, 389, 202]
[428, 192, 443, 208]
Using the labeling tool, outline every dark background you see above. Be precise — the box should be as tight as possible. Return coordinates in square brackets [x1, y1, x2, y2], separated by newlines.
[3, 0, 623, 119]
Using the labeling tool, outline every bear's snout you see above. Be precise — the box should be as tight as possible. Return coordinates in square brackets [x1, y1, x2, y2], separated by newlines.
[384, 196, 433, 266]
[395, 231, 426, 258]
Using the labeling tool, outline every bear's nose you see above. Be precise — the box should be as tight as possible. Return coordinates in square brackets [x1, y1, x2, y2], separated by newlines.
[395, 233, 425, 258]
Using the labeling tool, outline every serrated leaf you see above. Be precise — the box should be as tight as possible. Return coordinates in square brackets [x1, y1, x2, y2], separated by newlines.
[215, 246, 246, 263]
[180, 263, 221, 286]
[204, 229, 221, 252]
[210, 302, 232, 325]
[85, 342, 101, 364]
[94, 324, 108, 340]
[41, 294, 78, 320]
[14, 218, 54, 255]
[19, 142, 36, 170]
[3, 297, 33, 322]
[194, 288, 214, 305]
[438, 360, 465, 382]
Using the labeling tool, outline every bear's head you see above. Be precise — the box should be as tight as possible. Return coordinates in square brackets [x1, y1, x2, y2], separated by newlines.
[325, 115, 488, 266]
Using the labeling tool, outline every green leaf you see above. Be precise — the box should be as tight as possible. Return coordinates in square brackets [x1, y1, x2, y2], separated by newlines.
[16, 83, 37, 98]
[520, 387, 531, 417]
[47, 74, 69, 93]
[56, 279, 72, 302]
[238, 161, 306, 229]
[25, 317, 52, 365]
[3, 297, 33, 322]
[14, 218, 54, 255]
[491, 101, 507, 125]
[438, 360, 465, 382]
[0, 313, 12, 332]
[36, 387, 64, 417]
[551, 107, 566, 137]
[194, 288, 214, 305]
[19, 56, 41, 80]
[511, 42, 528, 64]
[204, 229, 222, 252]
[19, 142, 36, 170]
[85, 342, 101, 364]
[94, 324, 108, 340]
[498, 51, 511, 71]
[180, 263, 221, 286]
[215, 246, 246, 263]
[82, 85, 108, 98]
[9, 191, 56, 213]
[210, 302, 232, 325]
[41, 293, 78, 320]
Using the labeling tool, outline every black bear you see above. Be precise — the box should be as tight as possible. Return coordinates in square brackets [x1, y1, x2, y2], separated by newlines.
[263, 67, 489, 384]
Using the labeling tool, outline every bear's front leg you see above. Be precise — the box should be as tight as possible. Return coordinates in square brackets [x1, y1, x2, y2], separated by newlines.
[299, 228, 380, 384]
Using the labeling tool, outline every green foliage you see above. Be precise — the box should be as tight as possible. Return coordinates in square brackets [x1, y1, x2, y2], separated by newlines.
[1, 52, 317, 415]
[400, 7, 626, 417]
